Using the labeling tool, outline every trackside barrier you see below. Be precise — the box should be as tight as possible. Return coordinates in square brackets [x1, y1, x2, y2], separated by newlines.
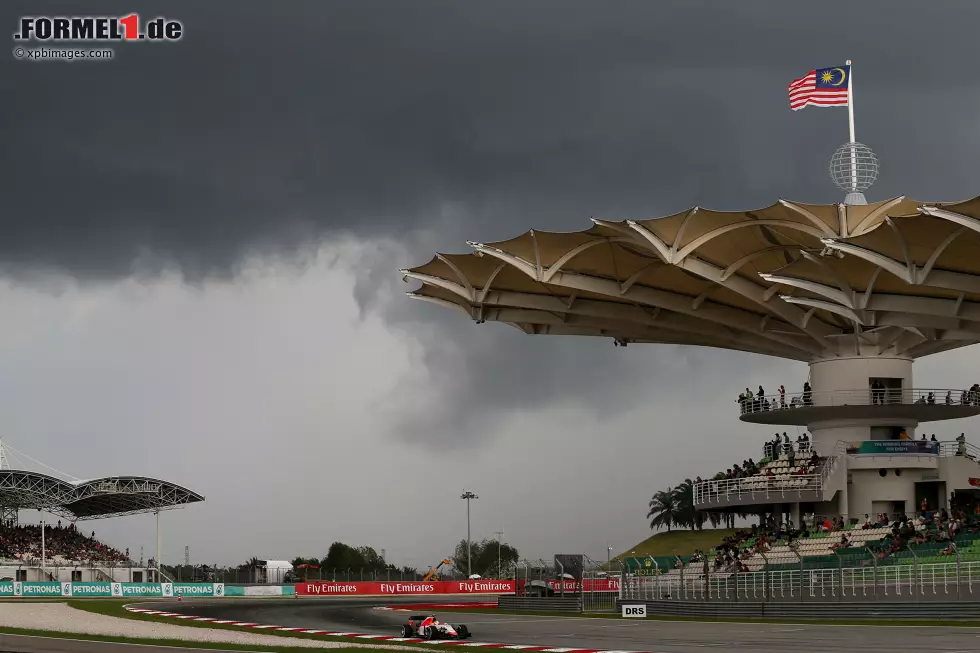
[498, 596, 582, 612]
[619, 560, 980, 603]
[617, 600, 980, 620]
[295, 578, 619, 596]
[0, 581, 226, 598]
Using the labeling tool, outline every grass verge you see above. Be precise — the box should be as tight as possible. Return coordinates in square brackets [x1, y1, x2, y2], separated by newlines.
[65, 600, 428, 648]
[0, 627, 415, 652]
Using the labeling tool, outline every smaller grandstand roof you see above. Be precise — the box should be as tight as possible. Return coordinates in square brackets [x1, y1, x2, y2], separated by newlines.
[0, 441, 204, 521]
[0, 470, 204, 521]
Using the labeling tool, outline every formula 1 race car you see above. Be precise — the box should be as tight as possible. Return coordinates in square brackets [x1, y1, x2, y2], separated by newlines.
[400, 615, 471, 640]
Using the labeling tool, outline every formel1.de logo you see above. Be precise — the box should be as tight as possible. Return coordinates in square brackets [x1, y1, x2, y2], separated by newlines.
[13, 14, 183, 42]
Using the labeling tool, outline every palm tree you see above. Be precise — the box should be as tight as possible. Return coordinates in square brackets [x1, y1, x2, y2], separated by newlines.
[647, 488, 681, 532]
[672, 479, 706, 531]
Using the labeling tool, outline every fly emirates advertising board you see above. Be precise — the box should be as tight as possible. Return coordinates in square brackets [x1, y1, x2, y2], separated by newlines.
[294, 578, 620, 595]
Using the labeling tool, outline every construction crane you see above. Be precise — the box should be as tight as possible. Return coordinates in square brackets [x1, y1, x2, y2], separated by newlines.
[423, 559, 453, 582]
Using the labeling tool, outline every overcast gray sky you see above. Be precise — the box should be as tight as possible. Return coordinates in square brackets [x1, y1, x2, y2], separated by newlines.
[2, 0, 980, 571]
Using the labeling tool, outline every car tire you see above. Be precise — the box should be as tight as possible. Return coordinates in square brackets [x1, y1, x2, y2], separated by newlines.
[457, 625, 470, 639]
[425, 627, 436, 640]
[401, 625, 410, 637]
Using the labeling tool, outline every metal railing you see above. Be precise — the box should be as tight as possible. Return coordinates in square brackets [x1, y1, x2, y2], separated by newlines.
[620, 558, 980, 603]
[693, 473, 823, 506]
[738, 388, 971, 416]
[694, 440, 846, 507]
[939, 440, 980, 460]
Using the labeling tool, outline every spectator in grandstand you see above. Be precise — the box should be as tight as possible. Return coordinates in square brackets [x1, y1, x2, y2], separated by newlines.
[779, 384, 786, 408]
[765, 434, 781, 459]
[0, 522, 129, 564]
[803, 381, 812, 405]
[861, 514, 873, 529]
[871, 379, 885, 405]
[795, 433, 810, 453]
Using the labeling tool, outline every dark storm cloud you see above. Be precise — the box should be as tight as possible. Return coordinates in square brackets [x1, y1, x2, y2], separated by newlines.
[4, 0, 979, 277]
[2, 0, 977, 444]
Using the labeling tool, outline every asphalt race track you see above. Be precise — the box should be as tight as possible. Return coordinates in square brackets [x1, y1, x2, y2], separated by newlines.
[143, 597, 980, 653]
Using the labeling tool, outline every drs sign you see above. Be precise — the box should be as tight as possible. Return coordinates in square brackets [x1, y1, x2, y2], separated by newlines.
[622, 604, 647, 618]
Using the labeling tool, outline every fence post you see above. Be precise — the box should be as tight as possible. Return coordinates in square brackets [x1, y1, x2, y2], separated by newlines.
[907, 545, 918, 598]
[955, 545, 961, 601]
[759, 551, 770, 602]
[557, 560, 564, 597]
[704, 557, 711, 603]
[865, 547, 877, 598]
[791, 547, 803, 602]
[618, 560, 625, 603]
[833, 549, 842, 601]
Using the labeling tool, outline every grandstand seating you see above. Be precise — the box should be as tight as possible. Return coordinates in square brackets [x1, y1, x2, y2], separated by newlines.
[649, 520, 980, 581]
[0, 523, 129, 565]
[732, 456, 820, 493]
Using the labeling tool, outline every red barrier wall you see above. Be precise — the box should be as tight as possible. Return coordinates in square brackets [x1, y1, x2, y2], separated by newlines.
[295, 578, 619, 595]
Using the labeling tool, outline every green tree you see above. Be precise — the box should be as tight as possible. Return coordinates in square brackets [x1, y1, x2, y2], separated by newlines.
[356, 546, 387, 571]
[322, 542, 364, 571]
[647, 488, 681, 532]
[452, 538, 519, 577]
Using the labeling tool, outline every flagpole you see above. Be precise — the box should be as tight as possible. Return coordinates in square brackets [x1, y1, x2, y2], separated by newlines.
[846, 59, 858, 194]
[846, 59, 855, 143]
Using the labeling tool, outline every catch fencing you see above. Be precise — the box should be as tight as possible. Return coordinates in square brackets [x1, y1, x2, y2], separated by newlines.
[616, 600, 980, 620]
[620, 559, 980, 604]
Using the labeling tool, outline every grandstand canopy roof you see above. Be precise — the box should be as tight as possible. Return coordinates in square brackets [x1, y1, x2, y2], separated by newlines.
[403, 196, 980, 362]
[0, 470, 204, 521]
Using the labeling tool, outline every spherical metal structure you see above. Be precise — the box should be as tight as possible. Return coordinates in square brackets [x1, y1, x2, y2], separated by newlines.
[829, 142, 878, 193]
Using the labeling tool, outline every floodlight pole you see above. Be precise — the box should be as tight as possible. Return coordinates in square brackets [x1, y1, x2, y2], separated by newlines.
[40, 515, 45, 572]
[156, 510, 161, 583]
[460, 491, 478, 577]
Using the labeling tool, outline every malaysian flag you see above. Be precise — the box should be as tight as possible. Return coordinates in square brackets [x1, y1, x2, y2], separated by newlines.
[788, 65, 850, 111]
